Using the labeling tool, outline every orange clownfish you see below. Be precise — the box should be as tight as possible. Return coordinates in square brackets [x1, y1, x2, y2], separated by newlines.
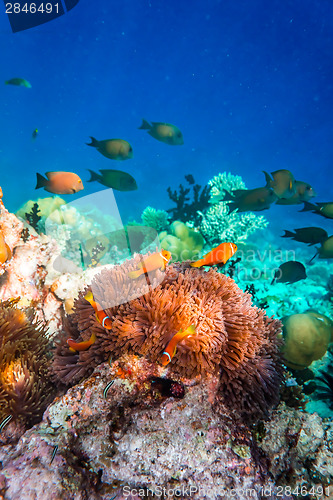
[67, 332, 96, 353]
[128, 249, 172, 279]
[84, 290, 112, 329]
[161, 325, 196, 366]
[190, 242, 237, 268]
[0, 231, 12, 265]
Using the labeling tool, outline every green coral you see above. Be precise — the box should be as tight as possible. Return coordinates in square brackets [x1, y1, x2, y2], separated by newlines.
[159, 221, 204, 262]
[199, 172, 268, 245]
[141, 206, 170, 232]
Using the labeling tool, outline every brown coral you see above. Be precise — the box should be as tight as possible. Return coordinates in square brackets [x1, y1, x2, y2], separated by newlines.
[53, 256, 283, 420]
[0, 299, 55, 429]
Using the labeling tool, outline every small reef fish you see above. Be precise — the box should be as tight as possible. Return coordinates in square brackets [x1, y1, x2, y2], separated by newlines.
[276, 180, 316, 205]
[271, 261, 307, 284]
[0, 230, 12, 264]
[0, 414, 12, 432]
[263, 170, 296, 199]
[300, 201, 333, 219]
[310, 235, 333, 262]
[138, 119, 184, 145]
[50, 445, 58, 465]
[84, 290, 112, 329]
[103, 380, 115, 399]
[128, 249, 172, 279]
[223, 186, 277, 213]
[86, 137, 133, 160]
[190, 242, 237, 268]
[67, 331, 96, 352]
[5, 77, 31, 88]
[161, 325, 196, 366]
[32, 129, 38, 140]
[36, 171, 84, 194]
[87, 169, 137, 191]
[281, 227, 328, 246]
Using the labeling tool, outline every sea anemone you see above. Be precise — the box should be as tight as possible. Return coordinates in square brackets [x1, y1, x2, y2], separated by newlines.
[53, 257, 283, 420]
[0, 299, 55, 429]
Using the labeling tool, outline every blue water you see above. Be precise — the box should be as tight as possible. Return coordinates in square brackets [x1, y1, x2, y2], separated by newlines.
[0, 0, 332, 233]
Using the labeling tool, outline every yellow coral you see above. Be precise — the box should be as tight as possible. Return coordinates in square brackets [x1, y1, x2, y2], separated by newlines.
[282, 310, 333, 369]
[159, 221, 204, 262]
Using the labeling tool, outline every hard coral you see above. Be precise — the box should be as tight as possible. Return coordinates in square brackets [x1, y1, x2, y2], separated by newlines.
[53, 256, 283, 421]
[0, 299, 55, 429]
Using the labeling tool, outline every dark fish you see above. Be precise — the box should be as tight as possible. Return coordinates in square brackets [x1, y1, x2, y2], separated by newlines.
[185, 174, 195, 185]
[224, 186, 277, 213]
[86, 137, 133, 160]
[271, 261, 307, 284]
[50, 445, 58, 464]
[5, 77, 31, 88]
[276, 180, 316, 205]
[103, 380, 115, 399]
[87, 169, 138, 191]
[282, 227, 328, 246]
[263, 170, 296, 199]
[300, 201, 333, 220]
[32, 129, 38, 140]
[0, 415, 12, 432]
[138, 119, 184, 145]
[310, 235, 333, 262]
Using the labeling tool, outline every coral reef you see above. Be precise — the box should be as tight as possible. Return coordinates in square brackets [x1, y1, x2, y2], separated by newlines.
[159, 220, 204, 261]
[208, 171, 246, 203]
[1, 362, 333, 499]
[282, 310, 333, 370]
[166, 175, 211, 225]
[53, 257, 283, 421]
[0, 299, 55, 431]
[140, 206, 170, 232]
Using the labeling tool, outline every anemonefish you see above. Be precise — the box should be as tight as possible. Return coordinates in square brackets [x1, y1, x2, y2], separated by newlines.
[0, 231, 12, 265]
[161, 325, 196, 366]
[84, 290, 112, 329]
[67, 332, 96, 353]
[190, 242, 237, 268]
[128, 249, 172, 279]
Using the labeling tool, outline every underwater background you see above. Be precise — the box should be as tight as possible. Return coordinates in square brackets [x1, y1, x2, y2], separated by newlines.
[1, 0, 333, 497]
[0, 0, 332, 227]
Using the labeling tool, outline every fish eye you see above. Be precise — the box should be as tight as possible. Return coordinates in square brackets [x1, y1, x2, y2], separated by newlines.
[129, 147, 133, 152]
[176, 132, 182, 137]
[78, 179, 82, 183]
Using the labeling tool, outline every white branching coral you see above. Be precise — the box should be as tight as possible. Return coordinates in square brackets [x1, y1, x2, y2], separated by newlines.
[199, 172, 268, 245]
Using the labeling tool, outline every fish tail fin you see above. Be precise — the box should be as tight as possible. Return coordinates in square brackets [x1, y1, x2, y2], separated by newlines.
[4, 80, 9, 85]
[128, 269, 141, 279]
[308, 251, 318, 264]
[220, 190, 234, 201]
[186, 324, 196, 335]
[84, 290, 94, 304]
[227, 202, 238, 213]
[138, 119, 151, 130]
[87, 169, 101, 183]
[86, 136, 99, 147]
[281, 230, 294, 238]
[270, 277, 276, 285]
[89, 332, 96, 344]
[263, 170, 272, 188]
[190, 260, 203, 268]
[299, 201, 316, 212]
[35, 172, 47, 189]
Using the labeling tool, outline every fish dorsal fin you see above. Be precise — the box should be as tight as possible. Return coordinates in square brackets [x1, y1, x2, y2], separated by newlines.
[45, 171, 61, 179]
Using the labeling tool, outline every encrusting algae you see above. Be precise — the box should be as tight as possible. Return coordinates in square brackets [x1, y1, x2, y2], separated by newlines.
[53, 253, 283, 421]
